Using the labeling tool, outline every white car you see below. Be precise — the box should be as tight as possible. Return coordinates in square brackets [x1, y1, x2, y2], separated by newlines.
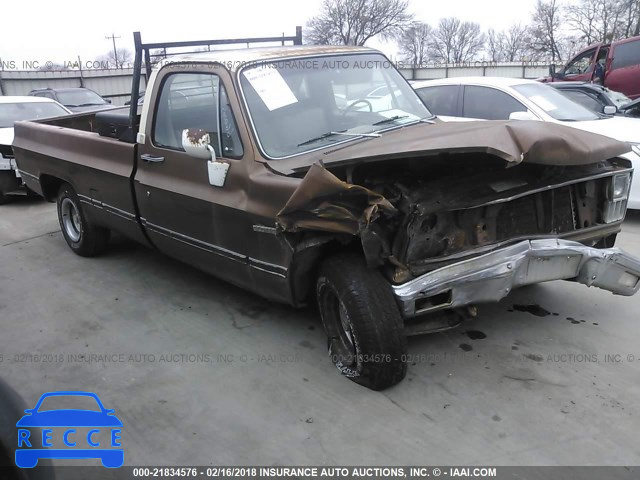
[0, 96, 71, 203]
[412, 77, 640, 209]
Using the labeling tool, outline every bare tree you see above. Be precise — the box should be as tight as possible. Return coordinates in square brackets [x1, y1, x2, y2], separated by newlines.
[487, 25, 530, 62]
[429, 17, 485, 63]
[397, 22, 433, 65]
[96, 48, 134, 69]
[306, 0, 413, 46]
[567, 0, 635, 43]
[486, 29, 505, 62]
[620, 0, 640, 36]
[528, 0, 566, 62]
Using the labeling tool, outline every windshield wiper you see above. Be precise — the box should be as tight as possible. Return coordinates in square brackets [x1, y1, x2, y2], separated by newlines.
[297, 130, 380, 147]
[372, 115, 409, 126]
[77, 103, 105, 107]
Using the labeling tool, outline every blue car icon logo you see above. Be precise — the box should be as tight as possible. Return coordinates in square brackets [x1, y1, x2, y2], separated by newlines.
[15, 391, 123, 468]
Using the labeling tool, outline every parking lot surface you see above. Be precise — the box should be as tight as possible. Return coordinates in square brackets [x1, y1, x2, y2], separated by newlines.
[1, 198, 639, 466]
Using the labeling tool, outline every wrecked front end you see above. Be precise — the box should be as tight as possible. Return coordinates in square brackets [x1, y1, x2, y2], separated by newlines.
[277, 121, 640, 321]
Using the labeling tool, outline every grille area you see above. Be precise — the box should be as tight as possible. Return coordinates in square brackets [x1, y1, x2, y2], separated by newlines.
[495, 186, 578, 240]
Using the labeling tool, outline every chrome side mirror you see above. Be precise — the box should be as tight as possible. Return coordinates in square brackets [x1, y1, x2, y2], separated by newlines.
[181, 129, 229, 187]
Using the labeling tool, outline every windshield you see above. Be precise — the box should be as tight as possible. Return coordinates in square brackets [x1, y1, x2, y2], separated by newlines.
[57, 89, 107, 106]
[513, 83, 600, 121]
[0, 102, 69, 128]
[239, 53, 432, 158]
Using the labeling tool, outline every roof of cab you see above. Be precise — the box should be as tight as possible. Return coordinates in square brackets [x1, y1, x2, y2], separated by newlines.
[160, 45, 377, 71]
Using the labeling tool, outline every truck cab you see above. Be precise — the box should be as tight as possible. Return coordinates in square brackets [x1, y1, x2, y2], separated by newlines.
[541, 35, 640, 100]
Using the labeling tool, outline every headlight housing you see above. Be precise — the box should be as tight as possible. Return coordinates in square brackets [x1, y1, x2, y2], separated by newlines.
[603, 172, 631, 223]
[611, 173, 631, 200]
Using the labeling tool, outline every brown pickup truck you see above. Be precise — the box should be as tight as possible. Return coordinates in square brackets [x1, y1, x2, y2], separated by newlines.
[12, 34, 640, 390]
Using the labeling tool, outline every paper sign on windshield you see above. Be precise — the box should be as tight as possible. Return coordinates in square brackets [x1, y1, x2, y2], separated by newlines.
[242, 66, 298, 111]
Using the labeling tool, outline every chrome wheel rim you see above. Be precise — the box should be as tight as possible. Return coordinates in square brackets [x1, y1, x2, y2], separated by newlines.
[61, 197, 81, 242]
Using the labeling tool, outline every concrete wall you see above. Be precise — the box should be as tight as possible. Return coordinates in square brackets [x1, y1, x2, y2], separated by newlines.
[398, 64, 551, 81]
[0, 68, 147, 106]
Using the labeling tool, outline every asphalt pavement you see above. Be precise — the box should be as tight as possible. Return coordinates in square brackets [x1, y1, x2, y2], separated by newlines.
[1, 198, 639, 466]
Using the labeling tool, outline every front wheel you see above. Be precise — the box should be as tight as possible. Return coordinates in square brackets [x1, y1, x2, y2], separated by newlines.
[57, 183, 110, 257]
[317, 253, 407, 390]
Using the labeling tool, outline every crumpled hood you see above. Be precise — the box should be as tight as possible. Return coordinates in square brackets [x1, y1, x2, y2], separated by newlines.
[269, 120, 631, 175]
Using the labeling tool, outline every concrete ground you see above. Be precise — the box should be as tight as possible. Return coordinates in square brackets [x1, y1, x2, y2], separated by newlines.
[1, 198, 639, 466]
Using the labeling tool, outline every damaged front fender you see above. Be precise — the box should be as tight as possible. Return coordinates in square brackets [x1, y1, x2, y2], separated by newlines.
[276, 163, 397, 235]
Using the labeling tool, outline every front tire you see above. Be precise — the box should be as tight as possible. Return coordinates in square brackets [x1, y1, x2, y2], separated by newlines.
[57, 183, 110, 256]
[317, 253, 408, 390]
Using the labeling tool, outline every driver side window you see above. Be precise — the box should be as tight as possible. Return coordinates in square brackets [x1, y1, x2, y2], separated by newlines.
[152, 72, 243, 158]
[565, 49, 596, 75]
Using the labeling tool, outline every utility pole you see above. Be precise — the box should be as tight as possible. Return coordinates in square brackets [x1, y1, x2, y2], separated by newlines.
[105, 33, 121, 68]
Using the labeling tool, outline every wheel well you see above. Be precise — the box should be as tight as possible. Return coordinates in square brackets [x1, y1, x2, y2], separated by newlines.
[39, 175, 65, 201]
[290, 235, 364, 307]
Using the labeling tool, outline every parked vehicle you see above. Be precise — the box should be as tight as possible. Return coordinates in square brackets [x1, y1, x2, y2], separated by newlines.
[539, 35, 640, 100]
[124, 92, 145, 106]
[0, 96, 71, 203]
[28, 87, 114, 113]
[13, 35, 640, 390]
[549, 81, 638, 117]
[412, 77, 640, 209]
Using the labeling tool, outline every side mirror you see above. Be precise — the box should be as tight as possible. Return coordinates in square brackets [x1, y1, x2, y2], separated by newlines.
[105, 98, 112, 104]
[181, 129, 230, 187]
[182, 129, 215, 160]
[509, 111, 537, 121]
[603, 105, 617, 115]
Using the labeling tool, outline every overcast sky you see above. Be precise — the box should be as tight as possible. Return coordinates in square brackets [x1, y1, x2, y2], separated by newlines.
[0, 0, 540, 65]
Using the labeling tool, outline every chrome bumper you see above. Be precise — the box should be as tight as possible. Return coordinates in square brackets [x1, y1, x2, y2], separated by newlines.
[393, 239, 640, 318]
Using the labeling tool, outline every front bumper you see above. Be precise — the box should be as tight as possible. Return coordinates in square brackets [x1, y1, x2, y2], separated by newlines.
[393, 239, 640, 318]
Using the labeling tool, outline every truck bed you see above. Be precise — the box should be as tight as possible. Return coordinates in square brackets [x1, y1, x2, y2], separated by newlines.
[12, 109, 149, 245]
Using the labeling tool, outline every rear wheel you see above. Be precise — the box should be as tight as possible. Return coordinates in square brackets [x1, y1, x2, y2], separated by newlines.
[317, 253, 407, 390]
[0, 171, 20, 205]
[57, 183, 110, 256]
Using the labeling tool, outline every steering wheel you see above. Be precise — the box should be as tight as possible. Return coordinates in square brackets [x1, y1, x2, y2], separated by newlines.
[343, 99, 373, 114]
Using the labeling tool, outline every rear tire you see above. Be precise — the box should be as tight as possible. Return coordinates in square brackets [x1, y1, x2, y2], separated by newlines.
[0, 171, 20, 205]
[317, 253, 407, 390]
[57, 183, 110, 256]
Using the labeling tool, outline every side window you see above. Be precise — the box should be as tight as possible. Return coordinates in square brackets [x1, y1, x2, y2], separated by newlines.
[415, 86, 458, 117]
[565, 48, 596, 75]
[612, 40, 640, 70]
[153, 73, 243, 158]
[560, 90, 604, 113]
[462, 86, 527, 120]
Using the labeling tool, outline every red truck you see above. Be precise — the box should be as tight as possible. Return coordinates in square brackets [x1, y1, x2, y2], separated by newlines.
[540, 35, 640, 99]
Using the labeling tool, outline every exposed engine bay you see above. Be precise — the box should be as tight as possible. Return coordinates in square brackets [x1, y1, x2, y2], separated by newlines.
[279, 153, 633, 286]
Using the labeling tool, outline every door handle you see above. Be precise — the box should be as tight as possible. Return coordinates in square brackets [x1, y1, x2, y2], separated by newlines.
[141, 154, 165, 163]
